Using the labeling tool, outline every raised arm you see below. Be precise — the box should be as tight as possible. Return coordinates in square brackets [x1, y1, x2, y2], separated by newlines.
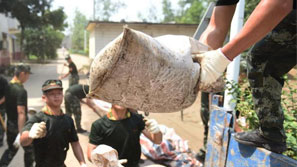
[199, 4, 237, 49]
[222, 0, 293, 60]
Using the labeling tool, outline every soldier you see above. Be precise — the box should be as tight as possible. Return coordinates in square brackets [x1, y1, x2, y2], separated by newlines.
[0, 75, 8, 146]
[64, 84, 100, 133]
[192, 0, 296, 154]
[20, 79, 87, 167]
[59, 55, 79, 87]
[0, 65, 34, 167]
[87, 104, 162, 167]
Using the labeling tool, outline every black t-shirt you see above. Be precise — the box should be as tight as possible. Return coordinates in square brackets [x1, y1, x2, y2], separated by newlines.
[216, 0, 239, 6]
[66, 84, 89, 99]
[5, 82, 27, 121]
[89, 112, 145, 167]
[22, 112, 78, 167]
[68, 62, 78, 75]
[216, 0, 296, 9]
[0, 75, 8, 99]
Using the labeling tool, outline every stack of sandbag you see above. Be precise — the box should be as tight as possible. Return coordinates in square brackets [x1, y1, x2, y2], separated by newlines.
[88, 27, 210, 113]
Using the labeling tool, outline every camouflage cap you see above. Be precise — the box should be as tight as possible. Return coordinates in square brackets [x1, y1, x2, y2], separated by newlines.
[15, 65, 32, 74]
[42, 79, 63, 92]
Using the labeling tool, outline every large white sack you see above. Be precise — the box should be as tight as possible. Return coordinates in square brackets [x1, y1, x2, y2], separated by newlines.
[88, 28, 210, 113]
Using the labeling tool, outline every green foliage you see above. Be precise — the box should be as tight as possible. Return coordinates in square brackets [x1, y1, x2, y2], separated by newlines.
[24, 26, 64, 60]
[71, 9, 88, 52]
[226, 75, 297, 160]
[162, 0, 175, 23]
[244, 0, 259, 21]
[94, 0, 126, 21]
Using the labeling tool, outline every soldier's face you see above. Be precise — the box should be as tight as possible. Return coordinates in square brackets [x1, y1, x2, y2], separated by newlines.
[19, 72, 30, 83]
[43, 89, 63, 107]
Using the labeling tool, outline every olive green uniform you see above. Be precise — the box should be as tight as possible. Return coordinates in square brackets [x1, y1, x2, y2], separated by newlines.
[0, 76, 8, 146]
[22, 111, 78, 167]
[0, 81, 34, 167]
[89, 111, 145, 167]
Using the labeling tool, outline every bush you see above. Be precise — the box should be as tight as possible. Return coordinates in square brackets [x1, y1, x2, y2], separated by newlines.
[226, 75, 297, 160]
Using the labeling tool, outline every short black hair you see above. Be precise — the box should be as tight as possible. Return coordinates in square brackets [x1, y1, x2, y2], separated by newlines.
[14, 65, 31, 77]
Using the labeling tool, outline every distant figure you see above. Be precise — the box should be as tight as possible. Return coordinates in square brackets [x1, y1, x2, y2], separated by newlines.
[59, 55, 79, 87]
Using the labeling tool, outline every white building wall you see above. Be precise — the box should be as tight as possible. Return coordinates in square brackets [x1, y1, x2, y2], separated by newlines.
[89, 23, 197, 59]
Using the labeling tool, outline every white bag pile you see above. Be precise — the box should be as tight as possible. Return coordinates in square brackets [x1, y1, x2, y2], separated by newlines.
[89, 27, 210, 113]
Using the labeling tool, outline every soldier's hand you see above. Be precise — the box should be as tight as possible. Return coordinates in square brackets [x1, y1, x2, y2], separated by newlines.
[192, 49, 231, 92]
[145, 119, 160, 134]
[13, 133, 21, 148]
[29, 122, 47, 139]
[117, 159, 128, 167]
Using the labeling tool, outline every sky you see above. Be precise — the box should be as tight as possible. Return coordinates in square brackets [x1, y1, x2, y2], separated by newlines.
[52, 0, 179, 27]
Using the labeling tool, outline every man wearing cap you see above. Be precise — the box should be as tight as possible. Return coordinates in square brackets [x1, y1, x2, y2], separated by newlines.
[59, 55, 79, 87]
[20, 79, 87, 167]
[0, 65, 34, 167]
[0, 75, 8, 146]
[64, 84, 100, 133]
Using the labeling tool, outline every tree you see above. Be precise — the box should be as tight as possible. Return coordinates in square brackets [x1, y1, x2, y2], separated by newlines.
[0, 0, 67, 60]
[23, 26, 64, 60]
[71, 9, 88, 52]
[162, 0, 175, 23]
[94, 0, 126, 21]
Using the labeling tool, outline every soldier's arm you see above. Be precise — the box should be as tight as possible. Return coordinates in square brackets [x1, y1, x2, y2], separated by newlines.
[87, 143, 97, 162]
[0, 97, 4, 105]
[221, 0, 293, 60]
[199, 4, 236, 49]
[71, 141, 86, 165]
[20, 131, 33, 146]
[17, 105, 26, 132]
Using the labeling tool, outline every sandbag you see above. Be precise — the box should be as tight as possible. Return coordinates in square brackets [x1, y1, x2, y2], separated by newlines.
[89, 28, 210, 113]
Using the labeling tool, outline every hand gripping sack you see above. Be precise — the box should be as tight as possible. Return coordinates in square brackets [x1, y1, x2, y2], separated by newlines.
[88, 28, 210, 113]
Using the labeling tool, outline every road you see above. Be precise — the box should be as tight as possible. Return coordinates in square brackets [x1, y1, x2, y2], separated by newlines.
[0, 49, 204, 166]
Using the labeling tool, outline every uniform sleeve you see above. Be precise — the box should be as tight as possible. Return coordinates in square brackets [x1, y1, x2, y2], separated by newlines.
[135, 113, 145, 132]
[22, 114, 40, 132]
[16, 89, 27, 106]
[216, 0, 239, 6]
[89, 120, 104, 145]
[68, 118, 79, 142]
[0, 77, 8, 99]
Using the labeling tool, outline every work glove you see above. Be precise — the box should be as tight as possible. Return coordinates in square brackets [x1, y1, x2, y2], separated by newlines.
[145, 119, 160, 134]
[29, 122, 47, 139]
[192, 48, 231, 92]
[80, 164, 87, 167]
[13, 133, 21, 149]
[91, 144, 127, 167]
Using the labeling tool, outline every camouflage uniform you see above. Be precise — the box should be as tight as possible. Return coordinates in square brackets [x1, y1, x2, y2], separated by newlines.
[64, 91, 82, 130]
[69, 74, 79, 87]
[247, 11, 296, 142]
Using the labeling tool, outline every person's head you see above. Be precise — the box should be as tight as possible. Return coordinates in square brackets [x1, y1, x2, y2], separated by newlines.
[42, 79, 63, 108]
[112, 104, 127, 112]
[65, 55, 72, 63]
[14, 65, 31, 83]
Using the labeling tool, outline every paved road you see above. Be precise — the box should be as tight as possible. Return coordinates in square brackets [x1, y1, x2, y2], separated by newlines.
[0, 49, 204, 166]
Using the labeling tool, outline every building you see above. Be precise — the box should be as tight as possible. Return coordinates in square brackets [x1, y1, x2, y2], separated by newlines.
[0, 13, 21, 72]
[86, 21, 198, 59]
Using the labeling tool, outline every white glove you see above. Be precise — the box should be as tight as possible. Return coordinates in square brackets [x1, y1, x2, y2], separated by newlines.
[13, 133, 21, 148]
[192, 48, 231, 92]
[80, 164, 87, 167]
[29, 122, 47, 139]
[145, 119, 160, 134]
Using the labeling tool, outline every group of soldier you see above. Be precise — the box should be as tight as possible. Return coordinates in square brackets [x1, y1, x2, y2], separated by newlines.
[0, 55, 162, 167]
